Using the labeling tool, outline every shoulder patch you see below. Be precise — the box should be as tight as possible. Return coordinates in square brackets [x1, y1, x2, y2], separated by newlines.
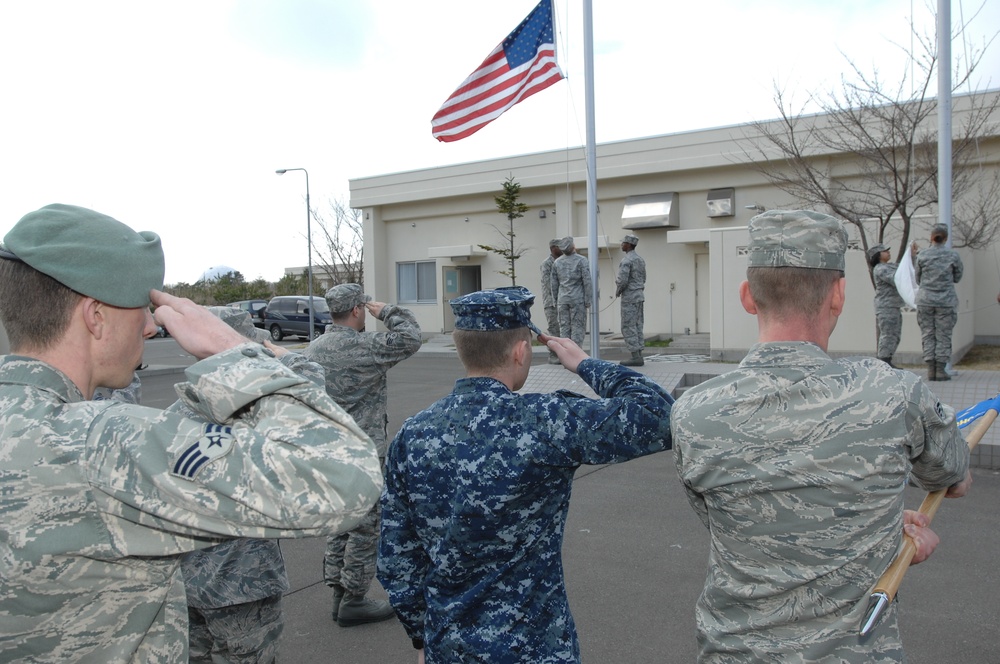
[172, 423, 235, 481]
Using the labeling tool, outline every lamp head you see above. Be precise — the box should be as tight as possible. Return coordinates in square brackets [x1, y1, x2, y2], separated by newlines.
[275, 169, 287, 175]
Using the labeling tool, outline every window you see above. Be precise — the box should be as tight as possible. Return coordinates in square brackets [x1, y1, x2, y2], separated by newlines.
[397, 261, 437, 303]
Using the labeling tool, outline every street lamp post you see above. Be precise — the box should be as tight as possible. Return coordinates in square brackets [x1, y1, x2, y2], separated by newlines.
[275, 167, 314, 340]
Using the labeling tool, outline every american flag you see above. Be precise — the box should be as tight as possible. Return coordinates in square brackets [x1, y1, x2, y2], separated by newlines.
[431, 0, 564, 143]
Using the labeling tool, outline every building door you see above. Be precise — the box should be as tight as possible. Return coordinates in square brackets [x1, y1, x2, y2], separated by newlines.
[695, 253, 710, 334]
[442, 265, 482, 332]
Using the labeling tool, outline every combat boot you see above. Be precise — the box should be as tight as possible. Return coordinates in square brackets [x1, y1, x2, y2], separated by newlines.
[926, 361, 937, 381]
[936, 361, 951, 381]
[337, 594, 396, 627]
[331, 585, 344, 620]
[878, 357, 898, 369]
[620, 351, 644, 367]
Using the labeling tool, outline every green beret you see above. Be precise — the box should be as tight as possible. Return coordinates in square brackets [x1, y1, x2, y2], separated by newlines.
[325, 283, 371, 314]
[450, 286, 542, 335]
[747, 210, 847, 271]
[1, 204, 164, 308]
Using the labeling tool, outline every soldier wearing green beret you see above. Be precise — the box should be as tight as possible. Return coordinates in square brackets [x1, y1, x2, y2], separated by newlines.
[0, 204, 383, 662]
[671, 210, 971, 662]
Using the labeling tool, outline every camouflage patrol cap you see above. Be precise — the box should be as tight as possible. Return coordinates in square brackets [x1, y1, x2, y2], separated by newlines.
[746, 210, 847, 271]
[450, 286, 543, 335]
[931, 223, 949, 238]
[325, 283, 371, 314]
[866, 243, 889, 262]
[557, 236, 574, 252]
[1, 203, 164, 308]
[622, 234, 639, 246]
[549, 238, 561, 248]
[207, 306, 270, 343]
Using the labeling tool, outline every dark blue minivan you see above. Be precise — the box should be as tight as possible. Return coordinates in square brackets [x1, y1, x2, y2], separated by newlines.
[261, 295, 332, 341]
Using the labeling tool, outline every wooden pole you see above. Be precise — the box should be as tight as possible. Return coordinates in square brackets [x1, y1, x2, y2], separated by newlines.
[860, 408, 996, 634]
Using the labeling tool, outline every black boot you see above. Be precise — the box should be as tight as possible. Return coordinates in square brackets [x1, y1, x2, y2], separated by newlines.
[878, 357, 898, 369]
[621, 351, 644, 367]
[926, 361, 937, 381]
[936, 361, 951, 381]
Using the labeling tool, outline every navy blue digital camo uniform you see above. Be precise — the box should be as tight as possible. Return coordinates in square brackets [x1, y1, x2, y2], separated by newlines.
[377, 287, 673, 663]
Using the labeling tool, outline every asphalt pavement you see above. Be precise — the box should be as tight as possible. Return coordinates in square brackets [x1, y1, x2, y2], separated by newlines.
[137, 335, 1000, 663]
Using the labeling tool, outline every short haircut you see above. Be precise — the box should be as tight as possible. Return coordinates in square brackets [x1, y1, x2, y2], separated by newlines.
[453, 327, 531, 373]
[0, 260, 81, 352]
[331, 309, 353, 323]
[746, 266, 843, 318]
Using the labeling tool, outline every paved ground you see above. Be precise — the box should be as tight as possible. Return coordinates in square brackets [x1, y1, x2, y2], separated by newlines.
[138, 335, 1000, 663]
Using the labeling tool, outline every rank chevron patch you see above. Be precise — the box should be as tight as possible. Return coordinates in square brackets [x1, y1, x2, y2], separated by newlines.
[172, 423, 235, 480]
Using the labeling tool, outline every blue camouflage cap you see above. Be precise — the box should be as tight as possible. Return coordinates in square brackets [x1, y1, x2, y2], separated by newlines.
[450, 286, 542, 335]
[746, 210, 847, 271]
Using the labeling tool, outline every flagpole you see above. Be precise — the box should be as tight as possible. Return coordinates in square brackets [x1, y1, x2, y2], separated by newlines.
[938, 0, 952, 246]
[583, 0, 600, 358]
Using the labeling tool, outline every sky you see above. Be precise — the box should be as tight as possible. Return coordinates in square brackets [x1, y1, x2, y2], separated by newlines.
[1, 0, 998, 285]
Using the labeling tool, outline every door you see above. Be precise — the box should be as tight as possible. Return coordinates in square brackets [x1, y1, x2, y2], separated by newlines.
[442, 265, 482, 332]
[695, 253, 710, 334]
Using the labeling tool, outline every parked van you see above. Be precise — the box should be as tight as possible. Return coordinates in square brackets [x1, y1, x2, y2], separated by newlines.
[261, 295, 332, 341]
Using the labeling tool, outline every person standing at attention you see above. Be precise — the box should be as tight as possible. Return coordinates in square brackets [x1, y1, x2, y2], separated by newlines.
[915, 223, 963, 381]
[378, 286, 673, 663]
[868, 243, 905, 368]
[550, 236, 591, 348]
[615, 233, 646, 367]
[672, 210, 970, 662]
[304, 283, 422, 627]
[540, 238, 563, 364]
[0, 204, 382, 662]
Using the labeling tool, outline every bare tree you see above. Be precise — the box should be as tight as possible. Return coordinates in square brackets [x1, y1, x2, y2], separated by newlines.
[736, 7, 1000, 282]
[311, 197, 365, 288]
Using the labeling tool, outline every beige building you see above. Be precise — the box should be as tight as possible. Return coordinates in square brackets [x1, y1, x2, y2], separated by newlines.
[353, 94, 1000, 363]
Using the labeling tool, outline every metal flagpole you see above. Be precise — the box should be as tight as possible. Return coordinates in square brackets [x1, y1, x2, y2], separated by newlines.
[583, 0, 600, 358]
[938, 0, 952, 245]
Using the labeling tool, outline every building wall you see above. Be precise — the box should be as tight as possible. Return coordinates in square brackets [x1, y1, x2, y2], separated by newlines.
[350, 93, 1000, 358]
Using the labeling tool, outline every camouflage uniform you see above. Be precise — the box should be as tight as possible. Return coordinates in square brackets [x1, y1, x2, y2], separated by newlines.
[672, 344, 969, 662]
[304, 302, 421, 599]
[915, 243, 963, 365]
[540, 251, 560, 337]
[180, 308, 328, 663]
[615, 246, 646, 353]
[378, 287, 674, 663]
[873, 261, 904, 360]
[550, 243, 592, 345]
[0, 346, 383, 662]
[672, 211, 970, 662]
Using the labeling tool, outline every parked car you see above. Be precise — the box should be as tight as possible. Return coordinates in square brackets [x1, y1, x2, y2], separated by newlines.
[226, 299, 268, 328]
[261, 295, 332, 341]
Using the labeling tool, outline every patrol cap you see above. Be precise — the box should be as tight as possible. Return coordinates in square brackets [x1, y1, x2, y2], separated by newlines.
[1, 204, 164, 308]
[931, 223, 949, 237]
[325, 283, 371, 314]
[746, 210, 847, 271]
[622, 234, 639, 246]
[548, 238, 561, 248]
[866, 243, 889, 262]
[557, 236, 574, 252]
[450, 286, 542, 335]
[208, 306, 270, 343]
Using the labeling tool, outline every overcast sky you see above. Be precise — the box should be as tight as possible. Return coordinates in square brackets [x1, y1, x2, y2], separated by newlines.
[1, 0, 997, 285]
